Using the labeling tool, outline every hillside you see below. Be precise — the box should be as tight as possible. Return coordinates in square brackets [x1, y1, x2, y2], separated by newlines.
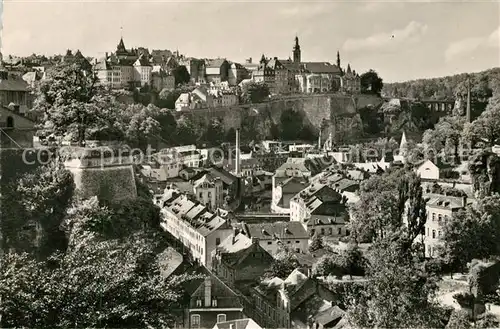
[382, 67, 500, 101]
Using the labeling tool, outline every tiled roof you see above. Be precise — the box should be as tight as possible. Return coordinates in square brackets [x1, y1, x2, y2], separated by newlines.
[424, 193, 466, 210]
[302, 62, 341, 74]
[0, 77, 28, 91]
[206, 58, 227, 68]
[209, 166, 237, 185]
[214, 318, 262, 329]
[163, 193, 230, 236]
[280, 177, 309, 194]
[134, 54, 151, 66]
[157, 247, 183, 278]
[193, 173, 220, 188]
[218, 233, 252, 254]
[243, 221, 308, 240]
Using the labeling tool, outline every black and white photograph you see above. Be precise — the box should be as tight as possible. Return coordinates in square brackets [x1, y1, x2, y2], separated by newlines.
[0, 0, 500, 328]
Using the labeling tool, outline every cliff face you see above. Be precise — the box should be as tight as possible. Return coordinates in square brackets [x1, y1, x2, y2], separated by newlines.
[178, 94, 382, 138]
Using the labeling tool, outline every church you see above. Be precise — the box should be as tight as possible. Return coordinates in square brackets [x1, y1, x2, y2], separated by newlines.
[253, 36, 361, 94]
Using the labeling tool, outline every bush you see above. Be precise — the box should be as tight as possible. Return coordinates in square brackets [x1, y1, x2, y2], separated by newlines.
[441, 168, 460, 179]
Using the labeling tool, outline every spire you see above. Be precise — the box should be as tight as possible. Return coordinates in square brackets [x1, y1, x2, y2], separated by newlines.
[260, 54, 267, 64]
[346, 64, 352, 74]
[336, 50, 341, 68]
[293, 35, 301, 64]
[117, 35, 126, 53]
[400, 131, 408, 152]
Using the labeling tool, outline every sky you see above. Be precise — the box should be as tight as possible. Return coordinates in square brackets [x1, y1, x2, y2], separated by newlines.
[1, 0, 499, 82]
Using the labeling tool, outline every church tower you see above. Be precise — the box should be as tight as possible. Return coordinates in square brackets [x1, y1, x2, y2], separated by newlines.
[293, 36, 301, 64]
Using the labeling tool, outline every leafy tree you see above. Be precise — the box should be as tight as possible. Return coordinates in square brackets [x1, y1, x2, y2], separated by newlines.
[475, 312, 500, 328]
[423, 115, 465, 161]
[346, 235, 445, 328]
[341, 244, 366, 279]
[204, 118, 225, 146]
[312, 254, 344, 278]
[14, 162, 75, 257]
[32, 62, 120, 145]
[262, 249, 300, 279]
[468, 150, 500, 198]
[156, 88, 183, 109]
[360, 70, 383, 95]
[309, 234, 324, 252]
[172, 65, 190, 86]
[463, 95, 500, 147]
[438, 195, 500, 272]
[174, 115, 200, 145]
[241, 82, 270, 103]
[445, 310, 471, 329]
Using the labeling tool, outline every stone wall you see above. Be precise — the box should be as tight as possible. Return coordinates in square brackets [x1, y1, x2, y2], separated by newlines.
[68, 165, 137, 203]
[176, 93, 382, 136]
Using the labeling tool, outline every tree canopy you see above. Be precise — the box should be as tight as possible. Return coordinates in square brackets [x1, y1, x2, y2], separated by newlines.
[360, 70, 383, 95]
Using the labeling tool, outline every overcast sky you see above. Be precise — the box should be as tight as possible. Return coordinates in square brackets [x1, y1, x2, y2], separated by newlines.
[1, 0, 499, 82]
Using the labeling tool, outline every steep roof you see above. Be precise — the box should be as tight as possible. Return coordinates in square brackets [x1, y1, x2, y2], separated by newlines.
[243, 221, 308, 240]
[214, 318, 262, 329]
[206, 58, 228, 68]
[0, 77, 28, 91]
[134, 54, 151, 66]
[302, 62, 341, 74]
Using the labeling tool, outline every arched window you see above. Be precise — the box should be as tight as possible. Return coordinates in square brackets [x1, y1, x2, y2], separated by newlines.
[6, 116, 14, 128]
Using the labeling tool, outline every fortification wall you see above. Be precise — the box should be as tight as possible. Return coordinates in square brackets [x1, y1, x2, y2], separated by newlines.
[176, 93, 381, 133]
[69, 165, 137, 203]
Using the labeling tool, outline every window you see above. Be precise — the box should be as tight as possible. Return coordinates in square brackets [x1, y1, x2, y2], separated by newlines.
[191, 314, 200, 328]
[432, 213, 436, 221]
[196, 299, 202, 307]
[212, 298, 218, 307]
[4, 115, 15, 129]
[217, 314, 226, 323]
[438, 230, 442, 238]
[287, 241, 291, 244]
[438, 215, 442, 223]
[208, 191, 212, 198]
[321, 228, 325, 235]
[267, 241, 272, 245]
[199, 192, 203, 199]
[329, 228, 333, 235]
[296, 248, 300, 252]
[295, 241, 300, 244]
[338, 227, 342, 235]
[432, 230, 436, 239]
[216, 238, 220, 245]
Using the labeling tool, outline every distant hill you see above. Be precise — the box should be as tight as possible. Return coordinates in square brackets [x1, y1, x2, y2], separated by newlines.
[382, 68, 500, 101]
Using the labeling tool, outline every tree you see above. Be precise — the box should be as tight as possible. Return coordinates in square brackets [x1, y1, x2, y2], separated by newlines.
[174, 116, 200, 145]
[346, 235, 445, 328]
[0, 194, 197, 328]
[309, 234, 324, 252]
[262, 249, 300, 279]
[172, 65, 190, 86]
[423, 115, 465, 161]
[476, 312, 500, 328]
[468, 150, 500, 198]
[341, 244, 366, 279]
[438, 195, 500, 272]
[312, 254, 344, 278]
[445, 310, 471, 329]
[241, 82, 270, 104]
[204, 118, 225, 146]
[225, 127, 236, 143]
[15, 162, 75, 257]
[156, 88, 183, 110]
[32, 62, 120, 145]
[463, 95, 500, 147]
[360, 70, 383, 95]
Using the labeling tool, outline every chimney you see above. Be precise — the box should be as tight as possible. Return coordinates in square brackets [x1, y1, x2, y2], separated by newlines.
[105, 52, 108, 59]
[462, 195, 467, 207]
[204, 277, 211, 307]
[466, 78, 471, 123]
[233, 227, 239, 244]
[235, 128, 241, 177]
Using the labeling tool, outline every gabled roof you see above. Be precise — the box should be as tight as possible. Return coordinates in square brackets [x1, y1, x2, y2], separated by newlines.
[134, 54, 151, 66]
[214, 318, 263, 329]
[280, 177, 310, 194]
[0, 77, 28, 91]
[206, 58, 228, 68]
[243, 221, 308, 240]
[302, 62, 341, 74]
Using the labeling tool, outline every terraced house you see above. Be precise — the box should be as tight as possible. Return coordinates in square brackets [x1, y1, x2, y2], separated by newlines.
[159, 192, 233, 268]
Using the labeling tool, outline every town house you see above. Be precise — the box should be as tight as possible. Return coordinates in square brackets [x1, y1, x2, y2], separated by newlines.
[159, 192, 233, 268]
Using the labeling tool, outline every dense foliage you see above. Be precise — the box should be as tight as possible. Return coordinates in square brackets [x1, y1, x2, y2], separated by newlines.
[360, 70, 384, 96]
[0, 163, 197, 327]
[383, 68, 498, 101]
